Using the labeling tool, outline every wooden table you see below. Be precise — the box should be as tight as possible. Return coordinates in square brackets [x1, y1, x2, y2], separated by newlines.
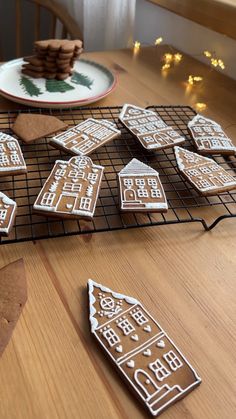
[0, 46, 235, 419]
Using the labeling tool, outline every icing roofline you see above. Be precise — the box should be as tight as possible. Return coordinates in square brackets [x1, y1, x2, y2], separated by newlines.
[88, 279, 139, 332]
[119, 158, 158, 176]
[119, 104, 155, 120]
[188, 114, 221, 128]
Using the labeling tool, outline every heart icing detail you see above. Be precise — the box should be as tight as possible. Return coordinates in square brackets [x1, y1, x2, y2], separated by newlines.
[157, 340, 165, 348]
[143, 349, 151, 357]
[66, 204, 73, 209]
[127, 360, 135, 368]
[115, 345, 123, 353]
[72, 178, 78, 183]
[60, 165, 67, 169]
[131, 334, 139, 342]
[144, 325, 151, 332]
[54, 176, 61, 181]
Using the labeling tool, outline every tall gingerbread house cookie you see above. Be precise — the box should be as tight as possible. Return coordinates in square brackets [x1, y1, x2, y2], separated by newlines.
[119, 104, 185, 150]
[50, 119, 121, 156]
[0, 132, 27, 176]
[88, 280, 201, 417]
[33, 156, 104, 219]
[175, 146, 236, 196]
[188, 114, 235, 155]
[118, 158, 168, 212]
[0, 192, 17, 236]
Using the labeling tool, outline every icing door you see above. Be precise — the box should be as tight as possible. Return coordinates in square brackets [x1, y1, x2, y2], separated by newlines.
[124, 188, 137, 202]
[56, 194, 77, 213]
[134, 369, 160, 399]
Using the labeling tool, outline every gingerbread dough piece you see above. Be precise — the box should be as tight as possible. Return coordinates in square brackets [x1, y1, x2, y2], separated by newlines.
[33, 155, 104, 219]
[118, 158, 168, 212]
[119, 104, 185, 150]
[0, 132, 27, 176]
[50, 119, 121, 156]
[174, 146, 236, 196]
[12, 114, 68, 143]
[88, 280, 201, 417]
[188, 114, 235, 155]
[0, 192, 17, 236]
[0, 259, 27, 357]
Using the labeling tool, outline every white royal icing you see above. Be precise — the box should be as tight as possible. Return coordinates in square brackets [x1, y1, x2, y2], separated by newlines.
[88, 280, 201, 416]
[118, 158, 168, 212]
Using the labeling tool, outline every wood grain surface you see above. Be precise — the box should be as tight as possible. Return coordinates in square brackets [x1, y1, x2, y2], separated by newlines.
[0, 46, 235, 419]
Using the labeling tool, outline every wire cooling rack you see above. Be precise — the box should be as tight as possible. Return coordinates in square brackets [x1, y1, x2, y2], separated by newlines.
[0, 105, 236, 245]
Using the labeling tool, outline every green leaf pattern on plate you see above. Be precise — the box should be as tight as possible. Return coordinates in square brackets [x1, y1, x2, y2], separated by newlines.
[70, 72, 94, 89]
[20, 76, 42, 97]
[19, 72, 94, 96]
[45, 79, 75, 93]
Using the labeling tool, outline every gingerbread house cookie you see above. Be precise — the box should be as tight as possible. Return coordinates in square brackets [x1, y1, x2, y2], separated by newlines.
[175, 146, 236, 196]
[33, 156, 104, 219]
[0, 192, 17, 236]
[88, 280, 201, 417]
[118, 158, 168, 212]
[50, 119, 121, 156]
[0, 132, 27, 176]
[188, 114, 235, 155]
[119, 104, 185, 150]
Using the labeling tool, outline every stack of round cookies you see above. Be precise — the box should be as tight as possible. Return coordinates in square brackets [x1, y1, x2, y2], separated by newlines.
[22, 39, 83, 80]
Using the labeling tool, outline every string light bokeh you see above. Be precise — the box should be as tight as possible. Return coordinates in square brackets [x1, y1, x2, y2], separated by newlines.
[132, 37, 227, 113]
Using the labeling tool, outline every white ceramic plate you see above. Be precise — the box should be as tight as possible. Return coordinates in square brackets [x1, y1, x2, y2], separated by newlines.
[0, 58, 117, 108]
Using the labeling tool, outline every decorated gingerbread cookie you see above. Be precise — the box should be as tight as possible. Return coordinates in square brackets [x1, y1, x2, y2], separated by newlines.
[33, 156, 104, 219]
[0, 132, 27, 176]
[118, 158, 168, 212]
[50, 119, 121, 156]
[88, 280, 201, 417]
[119, 104, 185, 150]
[174, 146, 236, 196]
[0, 192, 17, 236]
[188, 114, 235, 155]
[0, 259, 27, 357]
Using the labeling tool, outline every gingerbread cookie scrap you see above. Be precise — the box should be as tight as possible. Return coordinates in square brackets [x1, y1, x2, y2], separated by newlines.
[0, 259, 27, 357]
[12, 113, 68, 143]
[118, 158, 168, 212]
[33, 156, 104, 219]
[0, 192, 17, 236]
[50, 119, 121, 156]
[175, 146, 236, 196]
[88, 280, 201, 417]
[0, 132, 26, 176]
[119, 104, 185, 150]
[188, 114, 235, 155]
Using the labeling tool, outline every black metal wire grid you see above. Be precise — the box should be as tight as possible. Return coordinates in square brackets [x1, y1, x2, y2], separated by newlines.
[0, 105, 235, 245]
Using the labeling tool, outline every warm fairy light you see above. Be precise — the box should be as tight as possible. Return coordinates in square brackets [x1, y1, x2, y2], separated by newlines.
[188, 75, 203, 85]
[164, 53, 173, 63]
[162, 63, 170, 70]
[204, 50, 212, 58]
[195, 102, 207, 112]
[211, 58, 218, 67]
[134, 41, 141, 50]
[155, 37, 163, 45]
[218, 59, 225, 69]
[174, 53, 182, 63]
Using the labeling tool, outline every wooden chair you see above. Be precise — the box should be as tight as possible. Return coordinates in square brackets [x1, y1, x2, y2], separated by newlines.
[0, 0, 83, 60]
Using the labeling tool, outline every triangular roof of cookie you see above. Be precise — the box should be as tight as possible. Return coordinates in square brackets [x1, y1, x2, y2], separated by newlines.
[188, 114, 221, 129]
[0, 132, 19, 144]
[119, 104, 156, 121]
[174, 146, 213, 170]
[88, 279, 139, 333]
[0, 192, 16, 207]
[119, 158, 158, 176]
